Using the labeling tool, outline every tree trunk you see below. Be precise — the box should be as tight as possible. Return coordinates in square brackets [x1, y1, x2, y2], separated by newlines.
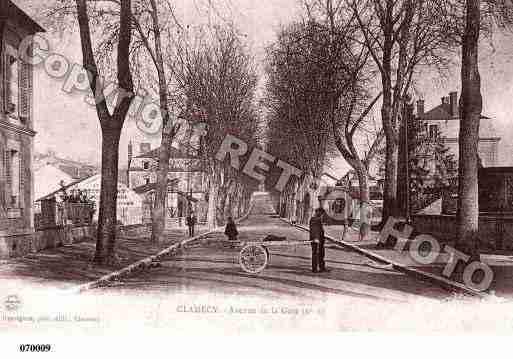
[382, 134, 398, 224]
[236, 184, 243, 218]
[217, 180, 229, 225]
[94, 129, 121, 264]
[206, 172, 220, 229]
[224, 181, 237, 219]
[379, 8, 399, 228]
[151, 128, 172, 242]
[147, 0, 175, 243]
[457, 0, 482, 258]
[355, 166, 370, 240]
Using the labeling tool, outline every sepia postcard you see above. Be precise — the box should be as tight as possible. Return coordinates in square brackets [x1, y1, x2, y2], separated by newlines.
[1, 0, 513, 356]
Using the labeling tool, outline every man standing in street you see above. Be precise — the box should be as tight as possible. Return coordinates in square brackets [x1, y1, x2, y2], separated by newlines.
[309, 208, 327, 273]
[186, 211, 197, 237]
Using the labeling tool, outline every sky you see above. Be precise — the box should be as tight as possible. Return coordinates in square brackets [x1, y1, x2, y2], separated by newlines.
[14, 0, 513, 178]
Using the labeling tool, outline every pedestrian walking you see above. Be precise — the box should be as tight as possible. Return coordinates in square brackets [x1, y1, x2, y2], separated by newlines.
[309, 208, 327, 273]
[224, 217, 238, 241]
[186, 211, 197, 237]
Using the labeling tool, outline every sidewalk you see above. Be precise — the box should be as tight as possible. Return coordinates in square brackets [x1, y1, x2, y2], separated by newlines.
[0, 226, 209, 291]
[322, 225, 513, 298]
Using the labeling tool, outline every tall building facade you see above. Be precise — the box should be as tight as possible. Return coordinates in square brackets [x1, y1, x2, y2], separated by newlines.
[0, 1, 45, 257]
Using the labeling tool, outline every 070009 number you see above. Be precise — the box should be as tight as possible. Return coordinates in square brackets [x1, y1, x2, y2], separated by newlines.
[19, 344, 51, 352]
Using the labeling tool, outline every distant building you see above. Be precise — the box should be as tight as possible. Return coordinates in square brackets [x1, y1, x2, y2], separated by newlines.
[34, 164, 73, 203]
[127, 142, 208, 226]
[416, 91, 501, 167]
[34, 150, 98, 180]
[318, 170, 383, 225]
[38, 174, 143, 225]
[0, 1, 45, 257]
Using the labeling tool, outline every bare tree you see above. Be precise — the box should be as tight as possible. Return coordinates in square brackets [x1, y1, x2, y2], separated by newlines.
[348, 0, 457, 226]
[306, 0, 385, 238]
[74, 0, 134, 264]
[265, 21, 337, 224]
[129, 0, 182, 242]
[167, 26, 260, 228]
[266, 4, 385, 234]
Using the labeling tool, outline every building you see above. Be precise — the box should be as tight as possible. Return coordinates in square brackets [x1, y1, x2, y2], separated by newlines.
[317, 171, 383, 225]
[34, 164, 73, 205]
[127, 142, 208, 226]
[0, 2, 45, 257]
[34, 150, 98, 180]
[38, 174, 143, 226]
[416, 91, 501, 167]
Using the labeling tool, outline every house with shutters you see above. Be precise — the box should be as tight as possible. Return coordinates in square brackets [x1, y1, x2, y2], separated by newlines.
[416, 91, 501, 168]
[0, 1, 45, 257]
[127, 142, 208, 226]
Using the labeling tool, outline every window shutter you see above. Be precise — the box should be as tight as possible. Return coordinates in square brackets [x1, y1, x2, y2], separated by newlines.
[0, 146, 4, 211]
[4, 54, 10, 114]
[19, 61, 31, 121]
[18, 147, 24, 208]
[4, 150, 11, 207]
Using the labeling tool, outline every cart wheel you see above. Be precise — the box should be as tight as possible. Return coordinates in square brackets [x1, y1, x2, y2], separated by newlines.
[239, 244, 269, 274]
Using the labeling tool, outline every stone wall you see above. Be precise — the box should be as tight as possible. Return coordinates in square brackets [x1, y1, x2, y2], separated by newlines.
[412, 214, 513, 251]
[117, 223, 151, 238]
[0, 222, 163, 259]
[0, 225, 95, 259]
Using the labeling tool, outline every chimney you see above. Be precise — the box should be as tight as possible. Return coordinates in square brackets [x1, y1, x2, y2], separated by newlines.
[449, 91, 458, 118]
[139, 142, 151, 155]
[417, 99, 425, 117]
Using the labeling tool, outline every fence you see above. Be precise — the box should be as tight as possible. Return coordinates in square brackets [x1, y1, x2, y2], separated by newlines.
[35, 199, 94, 230]
[412, 213, 513, 251]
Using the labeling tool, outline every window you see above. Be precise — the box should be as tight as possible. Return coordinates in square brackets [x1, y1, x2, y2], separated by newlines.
[5, 45, 19, 115]
[4, 43, 30, 121]
[143, 161, 149, 170]
[331, 198, 345, 215]
[3, 144, 22, 210]
[429, 124, 439, 139]
[145, 177, 150, 185]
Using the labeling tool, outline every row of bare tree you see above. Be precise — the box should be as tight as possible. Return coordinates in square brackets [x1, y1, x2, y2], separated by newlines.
[39, 0, 260, 264]
[265, 0, 513, 255]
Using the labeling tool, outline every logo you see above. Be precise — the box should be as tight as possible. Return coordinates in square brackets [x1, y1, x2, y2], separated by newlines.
[4, 294, 22, 312]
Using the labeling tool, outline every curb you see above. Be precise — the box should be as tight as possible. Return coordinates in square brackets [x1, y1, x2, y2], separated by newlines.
[71, 199, 256, 294]
[278, 217, 488, 299]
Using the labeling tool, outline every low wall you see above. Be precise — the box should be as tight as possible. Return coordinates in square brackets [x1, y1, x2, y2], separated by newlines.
[0, 225, 95, 259]
[1, 222, 158, 259]
[118, 223, 151, 238]
[412, 214, 513, 251]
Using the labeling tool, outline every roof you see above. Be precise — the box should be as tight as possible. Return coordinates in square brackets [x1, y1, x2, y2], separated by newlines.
[419, 103, 490, 121]
[34, 164, 74, 201]
[129, 166, 204, 172]
[133, 180, 198, 203]
[36, 173, 140, 202]
[36, 175, 95, 201]
[5, 1, 45, 34]
[135, 146, 197, 159]
[418, 103, 499, 140]
[420, 116, 500, 140]
[35, 153, 97, 169]
[132, 179, 180, 194]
